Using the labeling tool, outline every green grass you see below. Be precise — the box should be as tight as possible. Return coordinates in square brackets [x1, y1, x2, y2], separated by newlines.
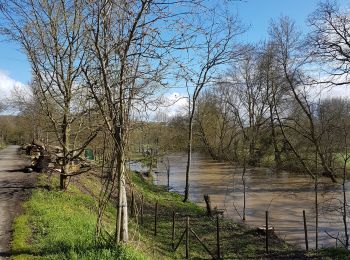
[308, 248, 350, 259]
[129, 152, 158, 168]
[11, 174, 148, 260]
[130, 172, 203, 215]
[128, 172, 310, 259]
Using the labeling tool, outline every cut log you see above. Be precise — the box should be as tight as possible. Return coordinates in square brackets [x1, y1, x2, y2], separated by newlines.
[32, 139, 45, 149]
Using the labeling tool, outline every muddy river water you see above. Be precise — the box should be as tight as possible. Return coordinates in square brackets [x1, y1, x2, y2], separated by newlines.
[151, 152, 349, 249]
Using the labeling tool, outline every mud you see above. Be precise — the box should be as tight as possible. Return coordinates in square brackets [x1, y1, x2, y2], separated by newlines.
[0, 145, 36, 259]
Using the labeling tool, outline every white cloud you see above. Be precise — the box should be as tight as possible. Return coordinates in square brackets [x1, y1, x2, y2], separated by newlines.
[131, 91, 188, 122]
[148, 92, 188, 122]
[307, 84, 350, 101]
[0, 70, 26, 100]
[319, 85, 350, 99]
[161, 92, 188, 117]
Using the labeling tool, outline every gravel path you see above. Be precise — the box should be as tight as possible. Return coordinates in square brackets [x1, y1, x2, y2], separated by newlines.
[0, 145, 36, 259]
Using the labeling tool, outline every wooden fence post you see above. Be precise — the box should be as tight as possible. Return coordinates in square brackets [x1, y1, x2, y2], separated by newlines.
[186, 216, 189, 259]
[141, 195, 144, 226]
[216, 215, 221, 259]
[172, 211, 176, 250]
[154, 202, 158, 236]
[131, 191, 135, 218]
[303, 210, 308, 251]
[266, 211, 269, 254]
[167, 168, 170, 191]
[190, 228, 216, 259]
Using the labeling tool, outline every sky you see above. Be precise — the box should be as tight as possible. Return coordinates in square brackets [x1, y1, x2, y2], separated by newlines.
[233, 0, 349, 43]
[0, 0, 349, 103]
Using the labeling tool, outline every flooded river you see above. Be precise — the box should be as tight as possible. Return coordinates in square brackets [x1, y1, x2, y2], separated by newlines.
[152, 152, 349, 249]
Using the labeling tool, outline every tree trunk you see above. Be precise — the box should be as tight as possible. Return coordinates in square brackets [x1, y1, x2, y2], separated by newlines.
[315, 153, 318, 250]
[248, 139, 255, 166]
[60, 173, 68, 190]
[269, 104, 281, 166]
[343, 164, 349, 248]
[115, 149, 128, 243]
[204, 194, 212, 217]
[184, 116, 193, 202]
[61, 107, 70, 190]
[242, 156, 246, 221]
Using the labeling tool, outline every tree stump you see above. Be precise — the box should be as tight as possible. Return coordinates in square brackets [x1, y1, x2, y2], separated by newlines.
[204, 194, 212, 217]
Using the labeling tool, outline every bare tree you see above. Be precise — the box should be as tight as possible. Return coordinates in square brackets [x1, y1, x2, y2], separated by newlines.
[83, 0, 151, 243]
[308, 1, 350, 86]
[0, 0, 100, 189]
[259, 42, 288, 166]
[196, 88, 241, 161]
[229, 48, 271, 166]
[0, 100, 5, 113]
[10, 85, 49, 143]
[319, 98, 350, 248]
[181, 7, 244, 202]
[307, 2, 350, 246]
[339, 120, 350, 248]
[83, 0, 204, 243]
[269, 16, 337, 182]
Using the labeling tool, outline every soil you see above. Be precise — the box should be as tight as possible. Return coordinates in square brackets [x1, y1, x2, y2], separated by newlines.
[0, 145, 36, 259]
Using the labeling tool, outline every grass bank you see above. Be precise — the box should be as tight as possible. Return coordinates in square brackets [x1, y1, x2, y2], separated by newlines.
[11, 174, 146, 259]
[11, 169, 350, 259]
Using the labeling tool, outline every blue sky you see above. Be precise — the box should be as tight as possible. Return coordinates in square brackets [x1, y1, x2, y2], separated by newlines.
[234, 0, 349, 42]
[0, 0, 349, 95]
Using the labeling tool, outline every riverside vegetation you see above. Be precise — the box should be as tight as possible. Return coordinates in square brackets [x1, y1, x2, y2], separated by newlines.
[10, 166, 350, 259]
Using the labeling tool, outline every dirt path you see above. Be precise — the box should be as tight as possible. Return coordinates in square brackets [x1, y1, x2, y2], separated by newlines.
[0, 145, 36, 258]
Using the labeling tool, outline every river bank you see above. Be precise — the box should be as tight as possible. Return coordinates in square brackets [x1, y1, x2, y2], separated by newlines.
[12, 166, 345, 259]
[147, 152, 350, 250]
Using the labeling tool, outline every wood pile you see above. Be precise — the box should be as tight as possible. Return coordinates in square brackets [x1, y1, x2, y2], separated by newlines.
[22, 140, 91, 174]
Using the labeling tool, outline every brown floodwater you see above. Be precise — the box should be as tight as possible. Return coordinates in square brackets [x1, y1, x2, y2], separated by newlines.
[153, 152, 350, 249]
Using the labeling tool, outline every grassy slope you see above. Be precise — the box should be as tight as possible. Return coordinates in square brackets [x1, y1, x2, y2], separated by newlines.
[11, 174, 146, 260]
[11, 170, 350, 259]
[130, 173, 302, 259]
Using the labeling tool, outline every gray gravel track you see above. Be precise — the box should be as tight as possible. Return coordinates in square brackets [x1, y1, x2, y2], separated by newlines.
[0, 145, 36, 259]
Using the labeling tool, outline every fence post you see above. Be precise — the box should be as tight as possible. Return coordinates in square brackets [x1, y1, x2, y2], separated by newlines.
[266, 211, 269, 254]
[154, 202, 158, 236]
[141, 195, 144, 226]
[167, 168, 170, 191]
[303, 210, 308, 251]
[186, 216, 189, 259]
[172, 211, 176, 250]
[131, 191, 135, 218]
[216, 215, 221, 259]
